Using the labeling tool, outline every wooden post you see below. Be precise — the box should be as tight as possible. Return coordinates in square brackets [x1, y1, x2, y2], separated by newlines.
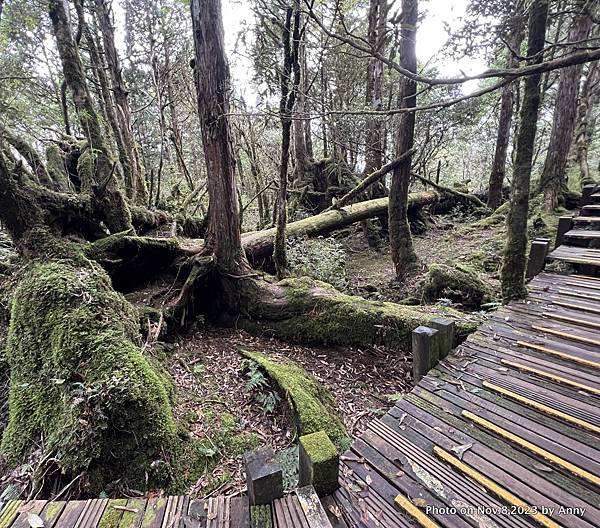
[298, 431, 339, 496]
[555, 216, 573, 249]
[430, 318, 455, 359]
[526, 238, 550, 279]
[581, 184, 596, 206]
[244, 447, 283, 506]
[412, 326, 438, 383]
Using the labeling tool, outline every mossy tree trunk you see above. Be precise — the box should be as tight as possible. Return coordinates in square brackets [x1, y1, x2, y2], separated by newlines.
[94, 0, 148, 205]
[538, 8, 593, 211]
[487, 10, 525, 211]
[501, 0, 548, 302]
[389, 0, 418, 278]
[48, 0, 132, 233]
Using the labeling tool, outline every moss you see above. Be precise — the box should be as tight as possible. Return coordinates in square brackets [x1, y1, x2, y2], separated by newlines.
[77, 145, 96, 192]
[240, 276, 477, 349]
[1, 259, 177, 493]
[98, 499, 128, 528]
[299, 431, 339, 496]
[422, 263, 493, 309]
[239, 349, 348, 448]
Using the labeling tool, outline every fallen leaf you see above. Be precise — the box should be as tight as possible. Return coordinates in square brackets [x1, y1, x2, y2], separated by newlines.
[27, 513, 44, 528]
[412, 498, 427, 508]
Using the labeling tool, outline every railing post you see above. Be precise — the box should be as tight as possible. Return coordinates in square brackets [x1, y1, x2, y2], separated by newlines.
[412, 326, 438, 383]
[555, 216, 573, 249]
[298, 431, 339, 496]
[244, 446, 283, 506]
[430, 318, 455, 360]
[526, 237, 550, 279]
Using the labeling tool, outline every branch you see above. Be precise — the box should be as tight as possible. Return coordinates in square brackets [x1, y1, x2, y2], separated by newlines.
[325, 148, 416, 211]
[305, 1, 600, 87]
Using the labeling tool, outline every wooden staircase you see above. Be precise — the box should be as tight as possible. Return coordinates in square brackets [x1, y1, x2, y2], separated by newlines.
[549, 184, 600, 271]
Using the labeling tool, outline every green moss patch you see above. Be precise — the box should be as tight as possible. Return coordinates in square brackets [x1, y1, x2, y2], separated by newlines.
[1, 259, 177, 493]
[422, 263, 492, 309]
[239, 349, 348, 448]
[240, 276, 477, 349]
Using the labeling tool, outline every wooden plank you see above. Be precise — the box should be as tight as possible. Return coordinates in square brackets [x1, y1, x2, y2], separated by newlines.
[117, 498, 146, 528]
[393, 494, 440, 528]
[250, 504, 273, 528]
[296, 487, 333, 528]
[516, 340, 600, 369]
[11, 501, 46, 528]
[531, 324, 600, 347]
[0, 500, 22, 528]
[53, 500, 87, 528]
[38, 501, 67, 528]
[433, 448, 561, 528]
[461, 410, 600, 486]
[285, 495, 310, 528]
[185, 500, 207, 528]
[319, 497, 349, 528]
[140, 498, 168, 528]
[392, 394, 600, 522]
[76, 498, 108, 528]
[229, 497, 249, 528]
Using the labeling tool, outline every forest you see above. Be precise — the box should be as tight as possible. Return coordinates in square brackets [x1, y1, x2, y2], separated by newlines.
[0, 0, 599, 514]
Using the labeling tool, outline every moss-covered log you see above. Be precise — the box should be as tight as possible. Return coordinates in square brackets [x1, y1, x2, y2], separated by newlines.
[242, 191, 443, 263]
[240, 349, 348, 448]
[1, 259, 177, 494]
[421, 263, 493, 309]
[229, 276, 478, 349]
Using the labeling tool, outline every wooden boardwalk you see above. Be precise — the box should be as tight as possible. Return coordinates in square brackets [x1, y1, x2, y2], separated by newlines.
[2, 205, 600, 527]
[327, 213, 600, 527]
[0, 486, 333, 527]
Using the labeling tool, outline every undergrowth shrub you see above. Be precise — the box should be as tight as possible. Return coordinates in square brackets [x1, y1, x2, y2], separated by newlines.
[287, 237, 346, 289]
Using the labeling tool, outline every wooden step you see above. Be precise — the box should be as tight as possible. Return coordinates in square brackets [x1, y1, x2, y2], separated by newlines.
[573, 216, 600, 223]
[564, 230, 600, 239]
[580, 204, 600, 217]
[549, 245, 600, 269]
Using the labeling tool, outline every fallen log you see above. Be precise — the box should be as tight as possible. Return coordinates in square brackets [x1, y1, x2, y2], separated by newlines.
[242, 190, 441, 262]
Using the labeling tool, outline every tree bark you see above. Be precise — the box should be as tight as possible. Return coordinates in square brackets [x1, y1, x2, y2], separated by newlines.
[48, 0, 132, 233]
[389, 0, 418, 278]
[538, 7, 593, 210]
[574, 61, 599, 186]
[501, 0, 548, 302]
[191, 0, 249, 273]
[274, 2, 301, 279]
[94, 0, 148, 205]
[487, 10, 525, 210]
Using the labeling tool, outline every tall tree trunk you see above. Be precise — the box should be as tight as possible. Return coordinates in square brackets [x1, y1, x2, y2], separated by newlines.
[389, 0, 418, 278]
[487, 10, 525, 210]
[190, 0, 248, 273]
[501, 0, 549, 302]
[539, 7, 593, 210]
[293, 38, 312, 183]
[274, 3, 301, 279]
[574, 61, 599, 186]
[95, 0, 149, 205]
[48, 0, 132, 233]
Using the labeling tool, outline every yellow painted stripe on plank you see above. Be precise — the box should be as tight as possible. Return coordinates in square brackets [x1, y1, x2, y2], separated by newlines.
[531, 324, 600, 347]
[0, 501, 21, 528]
[462, 410, 600, 487]
[500, 358, 600, 396]
[433, 447, 562, 528]
[551, 300, 600, 315]
[544, 312, 600, 329]
[516, 340, 600, 370]
[394, 493, 440, 528]
[483, 381, 600, 434]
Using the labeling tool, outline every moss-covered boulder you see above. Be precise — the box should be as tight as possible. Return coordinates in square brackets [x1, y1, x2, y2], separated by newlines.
[421, 263, 492, 309]
[1, 259, 177, 493]
[240, 349, 348, 448]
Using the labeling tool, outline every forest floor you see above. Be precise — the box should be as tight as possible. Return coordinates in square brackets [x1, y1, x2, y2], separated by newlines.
[165, 211, 508, 496]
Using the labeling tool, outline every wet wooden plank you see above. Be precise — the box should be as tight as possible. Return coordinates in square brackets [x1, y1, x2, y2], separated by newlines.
[117, 498, 147, 527]
[0, 500, 22, 528]
[37, 501, 67, 528]
[53, 500, 87, 528]
[140, 497, 168, 528]
[319, 497, 349, 528]
[184, 499, 207, 528]
[10, 501, 46, 528]
[228, 497, 249, 528]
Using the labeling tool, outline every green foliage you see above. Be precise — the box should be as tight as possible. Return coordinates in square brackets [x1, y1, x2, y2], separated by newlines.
[242, 358, 282, 415]
[287, 237, 347, 290]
